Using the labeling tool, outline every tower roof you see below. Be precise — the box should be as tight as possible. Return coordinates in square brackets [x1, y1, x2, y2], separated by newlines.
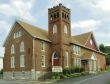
[48, 3, 70, 12]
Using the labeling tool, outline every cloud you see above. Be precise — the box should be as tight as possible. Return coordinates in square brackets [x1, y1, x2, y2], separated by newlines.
[95, 31, 110, 38]
[76, 0, 110, 16]
[48, 0, 72, 8]
[93, 0, 110, 12]
[0, 0, 35, 22]
[0, 47, 4, 57]
[0, 58, 3, 70]
[0, 20, 11, 57]
[0, 21, 10, 35]
[72, 19, 101, 31]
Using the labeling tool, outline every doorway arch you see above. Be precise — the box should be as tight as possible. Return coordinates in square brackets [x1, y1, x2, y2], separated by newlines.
[52, 51, 60, 66]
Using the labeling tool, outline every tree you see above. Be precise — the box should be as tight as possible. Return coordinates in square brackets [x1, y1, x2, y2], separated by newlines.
[99, 44, 105, 52]
[99, 44, 110, 65]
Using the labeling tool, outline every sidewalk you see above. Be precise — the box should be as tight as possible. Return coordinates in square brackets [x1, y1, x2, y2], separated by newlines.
[28, 79, 57, 84]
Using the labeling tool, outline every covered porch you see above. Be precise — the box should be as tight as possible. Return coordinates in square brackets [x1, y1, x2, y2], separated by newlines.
[81, 52, 97, 73]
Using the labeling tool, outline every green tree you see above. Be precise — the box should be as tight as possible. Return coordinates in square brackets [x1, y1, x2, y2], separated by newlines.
[99, 44, 105, 52]
[99, 44, 110, 65]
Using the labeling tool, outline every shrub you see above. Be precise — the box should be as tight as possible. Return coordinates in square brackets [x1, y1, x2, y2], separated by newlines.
[81, 72, 89, 76]
[74, 67, 80, 73]
[52, 72, 62, 79]
[80, 67, 84, 72]
[52, 75, 56, 79]
[70, 67, 75, 73]
[63, 68, 70, 75]
[52, 66, 85, 80]
[100, 68, 103, 71]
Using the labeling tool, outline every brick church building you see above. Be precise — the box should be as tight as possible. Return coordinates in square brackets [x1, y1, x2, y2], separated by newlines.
[3, 4, 106, 80]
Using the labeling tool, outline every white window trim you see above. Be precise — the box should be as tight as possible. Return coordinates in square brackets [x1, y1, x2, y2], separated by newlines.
[20, 41, 25, 52]
[41, 41, 45, 52]
[73, 45, 81, 55]
[41, 41, 46, 67]
[91, 52, 97, 60]
[74, 58, 81, 67]
[13, 31, 22, 39]
[11, 56, 15, 68]
[11, 44, 15, 54]
[20, 54, 25, 67]
[65, 51, 69, 67]
[53, 24, 57, 34]
[64, 25, 68, 34]
[90, 39, 93, 45]
[41, 55, 45, 67]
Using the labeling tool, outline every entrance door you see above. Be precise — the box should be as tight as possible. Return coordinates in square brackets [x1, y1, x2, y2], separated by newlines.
[52, 51, 60, 66]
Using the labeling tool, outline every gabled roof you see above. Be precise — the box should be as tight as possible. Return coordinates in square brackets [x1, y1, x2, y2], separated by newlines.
[71, 36, 81, 44]
[73, 32, 92, 45]
[72, 31, 99, 50]
[17, 20, 50, 42]
[3, 20, 51, 46]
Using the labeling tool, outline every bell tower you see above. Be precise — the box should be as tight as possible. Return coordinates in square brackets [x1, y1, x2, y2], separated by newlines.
[48, 3, 71, 44]
[48, 4, 72, 67]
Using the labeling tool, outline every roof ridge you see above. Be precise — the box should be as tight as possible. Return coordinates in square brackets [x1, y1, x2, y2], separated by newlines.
[16, 19, 48, 33]
[74, 31, 92, 37]
[15, 19, 51, 42]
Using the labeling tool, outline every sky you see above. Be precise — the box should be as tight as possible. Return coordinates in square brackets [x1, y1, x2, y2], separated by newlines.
[0, 58, 3, 70]
[0, 0, 110, 57]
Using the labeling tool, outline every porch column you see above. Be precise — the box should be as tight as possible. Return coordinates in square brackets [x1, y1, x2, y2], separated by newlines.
[89, 60, 92, 72]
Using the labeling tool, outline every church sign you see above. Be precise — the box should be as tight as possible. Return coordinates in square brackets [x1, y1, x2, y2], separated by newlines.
[52, 66, 62, 72]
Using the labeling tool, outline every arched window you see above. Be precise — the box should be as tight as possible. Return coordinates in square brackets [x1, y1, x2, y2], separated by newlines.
[67, 15, 69, 20]
[11, 56, 15, 68]
[50, 15, 53, 20]
[57, 12, 59, 18]
[20, 54, 25, 67]
[53, 24, 57, 34]
[20, 41, 25, 52]
[54, 13, 57, 19]
[65, 14, 67, 19]
[52, 51, 60, 66]
[11, 44, 15, 54]
[64, 25, 68, 34]
[91, 52, 97, 60]
[62, 12, 64, 18]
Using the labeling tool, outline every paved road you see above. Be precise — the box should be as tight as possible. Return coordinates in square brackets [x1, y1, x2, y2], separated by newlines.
[54, 72, 110, 84]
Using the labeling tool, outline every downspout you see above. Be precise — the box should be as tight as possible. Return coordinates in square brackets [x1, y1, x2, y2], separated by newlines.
[33, 37, 36, 80]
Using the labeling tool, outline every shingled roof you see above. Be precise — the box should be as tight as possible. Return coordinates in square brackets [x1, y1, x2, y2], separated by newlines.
[73, 32, 92, 45]
[17, 20, 92, 45]
[17, 20, 50, 42]
[81, 51, 93, 60]
[17, 20, 94, 45]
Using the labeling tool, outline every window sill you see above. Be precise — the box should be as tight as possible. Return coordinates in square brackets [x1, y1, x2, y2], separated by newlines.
[20, 66, 25, 68]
